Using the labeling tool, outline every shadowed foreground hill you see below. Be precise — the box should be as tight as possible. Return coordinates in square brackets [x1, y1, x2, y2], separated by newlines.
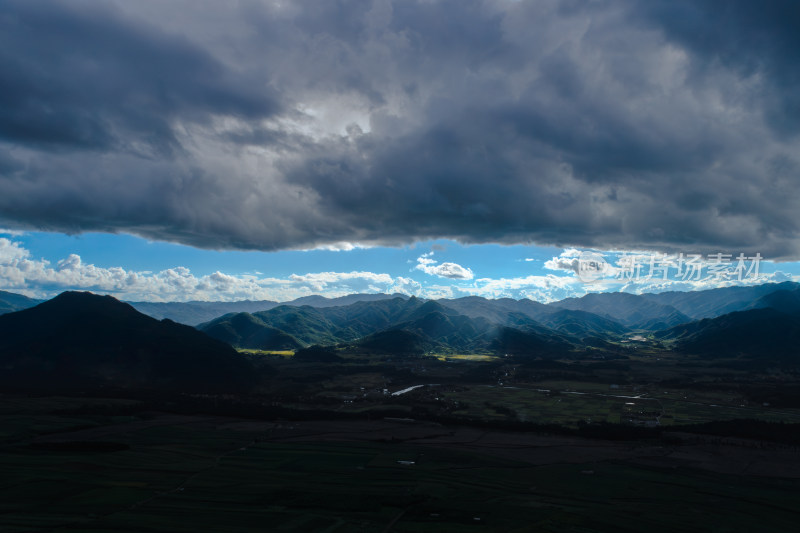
[0, 292, 257, 393]
[656, 307, 800, 360]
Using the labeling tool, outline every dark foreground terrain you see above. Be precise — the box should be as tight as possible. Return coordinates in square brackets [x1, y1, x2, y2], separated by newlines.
[2, 289, 800, 531]
[1, 394, 799, 533]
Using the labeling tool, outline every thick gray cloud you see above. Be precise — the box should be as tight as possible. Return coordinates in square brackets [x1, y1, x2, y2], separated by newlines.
[0, 1, 280, 153]
[1, 0, 799, 258]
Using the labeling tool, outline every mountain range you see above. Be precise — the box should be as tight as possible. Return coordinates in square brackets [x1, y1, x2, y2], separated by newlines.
[3, 281, 800, 363]
[0, 291, 410, 325]
[193, 282, 800, 360]
[5, 283, 799, 328]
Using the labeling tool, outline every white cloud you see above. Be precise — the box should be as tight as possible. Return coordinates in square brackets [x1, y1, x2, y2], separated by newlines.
[0, 237, 414, 302]
[0, 238, 795, 304]
[0, 238, 29, 262]
[616, 271, 796, 294]
[388, 276, 423, 296]
[414, 252, 474, 280]
[468, 274, 584, 302]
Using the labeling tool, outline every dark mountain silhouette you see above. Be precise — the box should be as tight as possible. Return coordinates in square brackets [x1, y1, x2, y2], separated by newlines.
[656, 307, 800, 358]
[0, 292, 257, 392]
[351, 329, 436, 356]
[488, 326, 574, 357]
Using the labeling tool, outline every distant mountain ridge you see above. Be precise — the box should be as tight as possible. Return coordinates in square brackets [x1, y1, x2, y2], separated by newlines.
[129, 293, 409, 325]
[4, 282, 796, 326]
[128, 300, 279, 327]
[0, 290, 43, 315]
[642, 281, 800, 319]
[549, 292, 691, 329]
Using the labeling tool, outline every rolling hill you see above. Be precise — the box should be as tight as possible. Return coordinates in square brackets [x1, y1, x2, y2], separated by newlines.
[350, 329, 438, 356]
[199, 297, 433, 349]
[488, 326, 574, 357]
[199, 312, 303, 351]
[199, 295, 579, 357]
[0, 292, 257, 392]
[536, 309, 629, 339]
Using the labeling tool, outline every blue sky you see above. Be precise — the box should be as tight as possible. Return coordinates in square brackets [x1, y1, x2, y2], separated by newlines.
[8, 230, 560, 278]
[1, 229, 797, 303]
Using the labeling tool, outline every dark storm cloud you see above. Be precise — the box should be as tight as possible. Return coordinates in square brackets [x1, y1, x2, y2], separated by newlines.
[0, 0, 280, 154]
[636, 0, 800, 137]
[1, 0, 799, 258]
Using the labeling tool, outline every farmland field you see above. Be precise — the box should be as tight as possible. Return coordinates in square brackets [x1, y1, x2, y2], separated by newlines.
[1, 396, 799, 532]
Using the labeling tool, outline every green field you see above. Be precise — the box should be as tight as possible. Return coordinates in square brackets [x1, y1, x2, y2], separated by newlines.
[237, 348, 295, 357]
[432, 353, 498, 362]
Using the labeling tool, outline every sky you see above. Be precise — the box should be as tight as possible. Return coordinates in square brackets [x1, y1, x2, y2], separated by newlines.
[1, 0, 799, 302]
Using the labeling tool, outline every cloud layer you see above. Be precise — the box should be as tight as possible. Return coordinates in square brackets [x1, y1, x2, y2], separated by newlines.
[1, 1, 799, 257]
[0, 238, 794, 303]
[0, 237, 419, 302]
